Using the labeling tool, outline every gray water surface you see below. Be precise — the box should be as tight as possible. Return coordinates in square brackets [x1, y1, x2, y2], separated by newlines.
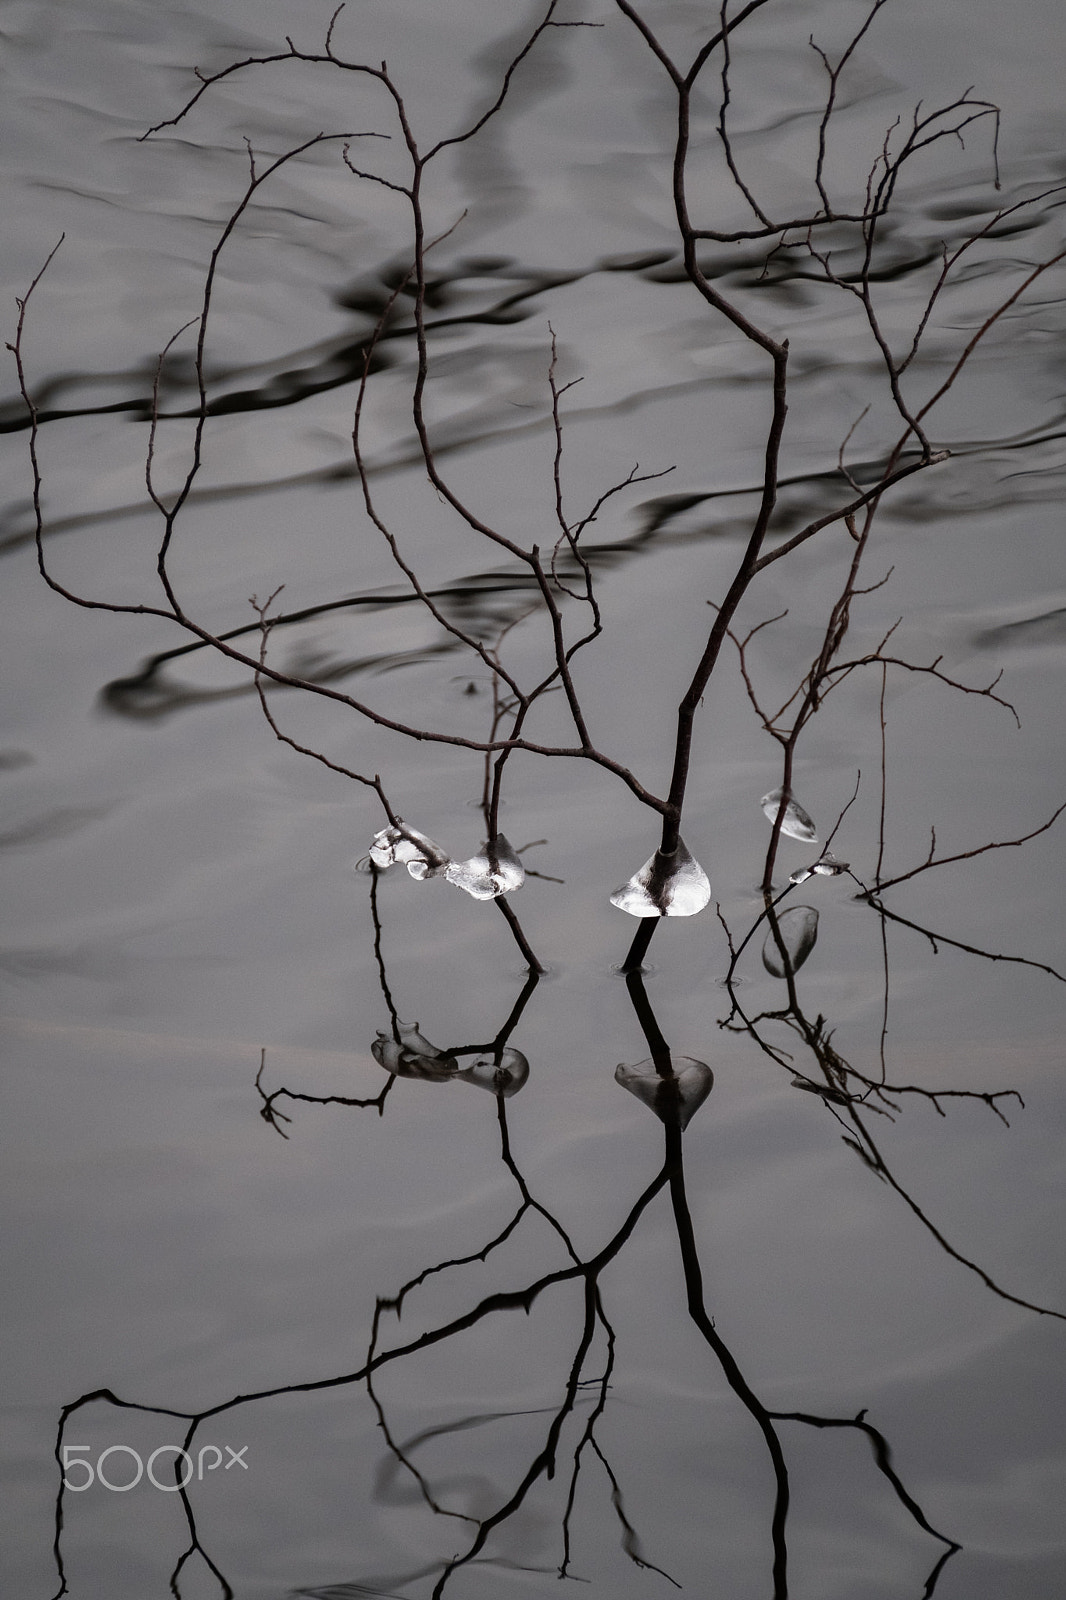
[2, 2, 1065, 1597]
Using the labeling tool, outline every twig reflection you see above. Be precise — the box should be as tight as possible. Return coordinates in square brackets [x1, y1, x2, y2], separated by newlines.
[720, 884, 1066, 1324]
[51, 938, 995, 1599]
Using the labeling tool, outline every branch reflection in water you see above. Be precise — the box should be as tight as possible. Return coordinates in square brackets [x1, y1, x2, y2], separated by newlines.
[7, 0, 1062, 1594]
[59, 860, 1064, 1596]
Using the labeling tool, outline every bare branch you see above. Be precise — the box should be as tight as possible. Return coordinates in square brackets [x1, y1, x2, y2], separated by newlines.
[869, 802, 1066, 896]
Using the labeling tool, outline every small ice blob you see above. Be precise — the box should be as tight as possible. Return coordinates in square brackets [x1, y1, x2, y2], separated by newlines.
[371, 1021, 458, 1081]
[368, 822, 451, 880]
[762, 905, 819, 977]
[790, 851, 849, 884]
[458, 1048, 530, 1098]
[760, 787, 818, 843]
[444, 834, 525, 900]
[811, 852, 848, 876]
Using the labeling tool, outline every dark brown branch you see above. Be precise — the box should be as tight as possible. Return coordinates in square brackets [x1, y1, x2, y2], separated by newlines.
[869, 802, 1066, 896]
[752, 450, 949, 572]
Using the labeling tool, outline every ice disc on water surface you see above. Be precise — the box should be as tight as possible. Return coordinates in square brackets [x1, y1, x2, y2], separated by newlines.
[760, 787, 818, 843]
[458, 1048, 530, 1098]
[371, 1022, 458, 1081]
[614, 1056, 714, 1128]
[609, 837, 711, 918]
[762, 905, 819, 977]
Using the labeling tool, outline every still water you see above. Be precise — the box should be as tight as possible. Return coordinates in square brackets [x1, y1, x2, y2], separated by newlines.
[2, 2, 1065, 1596]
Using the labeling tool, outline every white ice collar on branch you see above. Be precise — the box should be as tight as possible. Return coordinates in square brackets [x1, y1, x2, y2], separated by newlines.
[368, 824, 525, 899]
[369, 822, 451, 880]
[609, 837, 711, 918]
[444, 835, 526, 900]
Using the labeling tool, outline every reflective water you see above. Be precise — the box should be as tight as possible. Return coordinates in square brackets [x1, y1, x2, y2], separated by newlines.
[2, 2, 1065, 1597]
